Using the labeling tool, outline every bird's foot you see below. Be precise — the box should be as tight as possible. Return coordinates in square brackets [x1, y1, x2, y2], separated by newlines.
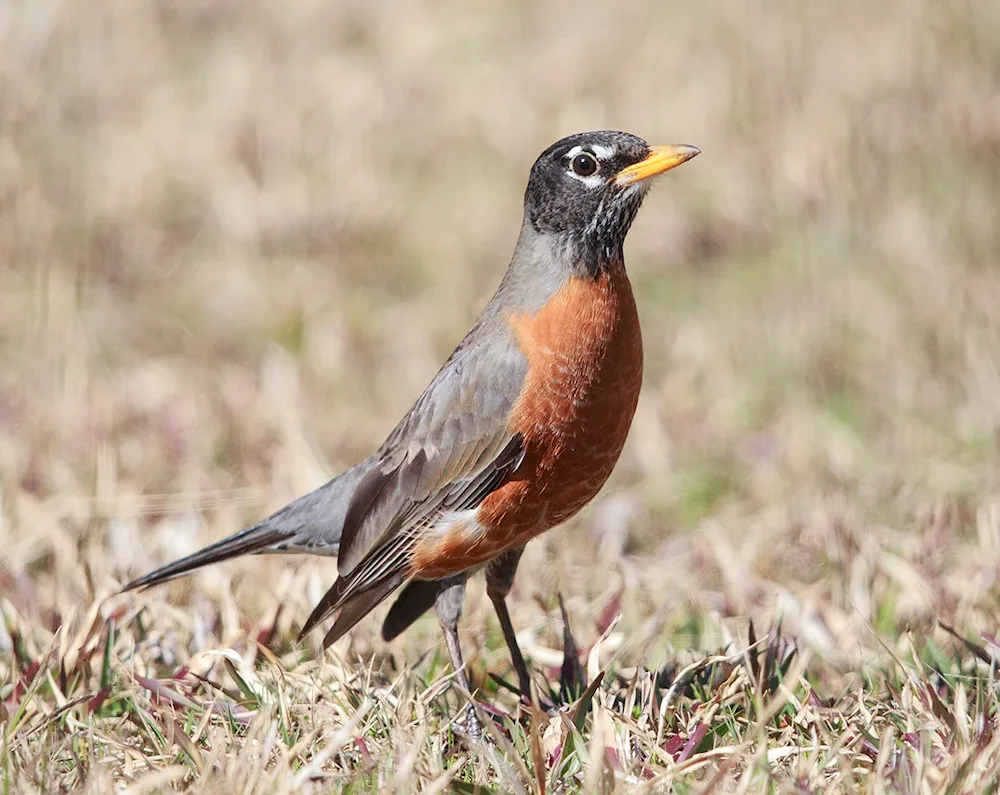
[453, 702, 483, 743]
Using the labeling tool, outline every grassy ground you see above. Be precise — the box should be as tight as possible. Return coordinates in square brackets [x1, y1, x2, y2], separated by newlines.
[3, 0, 1000, 791]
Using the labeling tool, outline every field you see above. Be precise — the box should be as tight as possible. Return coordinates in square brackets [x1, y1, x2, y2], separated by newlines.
[3, 0, 1000, 791]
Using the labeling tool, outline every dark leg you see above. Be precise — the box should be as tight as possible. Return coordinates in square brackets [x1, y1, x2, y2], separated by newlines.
[434, 573, 481, 738]
[485, 547, 534, 704]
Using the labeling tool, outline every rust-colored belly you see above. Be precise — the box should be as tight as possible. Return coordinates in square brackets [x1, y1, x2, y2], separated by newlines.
[410, 262, 643, 578]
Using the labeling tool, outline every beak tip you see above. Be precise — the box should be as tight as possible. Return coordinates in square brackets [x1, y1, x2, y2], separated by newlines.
[614, 143, 702, 185]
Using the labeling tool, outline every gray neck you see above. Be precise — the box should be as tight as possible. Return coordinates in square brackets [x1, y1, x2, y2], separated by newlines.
[494, 220, 586, 315]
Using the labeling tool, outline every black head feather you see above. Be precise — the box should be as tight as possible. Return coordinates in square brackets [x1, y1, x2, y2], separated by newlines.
[523, 130, 654, 268]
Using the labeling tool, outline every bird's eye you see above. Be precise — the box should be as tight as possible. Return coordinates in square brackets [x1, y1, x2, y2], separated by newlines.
[570, 152, 599, 177]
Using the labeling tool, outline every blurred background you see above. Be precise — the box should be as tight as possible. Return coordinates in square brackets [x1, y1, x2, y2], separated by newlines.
[2, 0, 999, 677]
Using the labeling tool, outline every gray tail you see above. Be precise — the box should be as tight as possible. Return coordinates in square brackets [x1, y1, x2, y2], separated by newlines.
[120, 523, 298, 591]
[121, 462, 368, 592]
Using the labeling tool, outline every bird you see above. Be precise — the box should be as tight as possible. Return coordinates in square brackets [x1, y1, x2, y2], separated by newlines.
[122, 130, 699, 736]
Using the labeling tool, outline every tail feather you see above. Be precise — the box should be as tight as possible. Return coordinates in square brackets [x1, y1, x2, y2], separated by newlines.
[121, 524, 293, 591]
[121, 462, 369, 592]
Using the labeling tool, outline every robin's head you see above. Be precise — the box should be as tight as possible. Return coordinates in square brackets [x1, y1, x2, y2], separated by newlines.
[523, 131, 699, 267]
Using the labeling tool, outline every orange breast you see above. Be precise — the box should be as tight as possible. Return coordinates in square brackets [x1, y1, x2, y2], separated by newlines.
[410, 261, 643, 578]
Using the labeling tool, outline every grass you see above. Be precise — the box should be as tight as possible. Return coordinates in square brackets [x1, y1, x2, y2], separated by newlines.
[2, 0, 1000, 791]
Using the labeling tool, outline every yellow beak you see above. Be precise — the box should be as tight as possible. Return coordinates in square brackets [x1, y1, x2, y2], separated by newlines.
[613, 144, 701, 186]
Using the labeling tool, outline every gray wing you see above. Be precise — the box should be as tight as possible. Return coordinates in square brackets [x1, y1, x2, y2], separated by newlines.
[297, 330, 529, 642]
[337, 332, 528, 575]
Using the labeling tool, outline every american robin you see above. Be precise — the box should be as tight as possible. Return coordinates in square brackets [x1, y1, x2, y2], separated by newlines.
[123, 131, 699, 735]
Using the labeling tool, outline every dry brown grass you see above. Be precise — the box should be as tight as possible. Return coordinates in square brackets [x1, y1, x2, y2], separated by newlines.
[3, 0, 1000, 791]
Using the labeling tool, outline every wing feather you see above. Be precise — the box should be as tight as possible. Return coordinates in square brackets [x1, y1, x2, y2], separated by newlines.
[298, 332, 528, 642]
[299, 433, 524, 639]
